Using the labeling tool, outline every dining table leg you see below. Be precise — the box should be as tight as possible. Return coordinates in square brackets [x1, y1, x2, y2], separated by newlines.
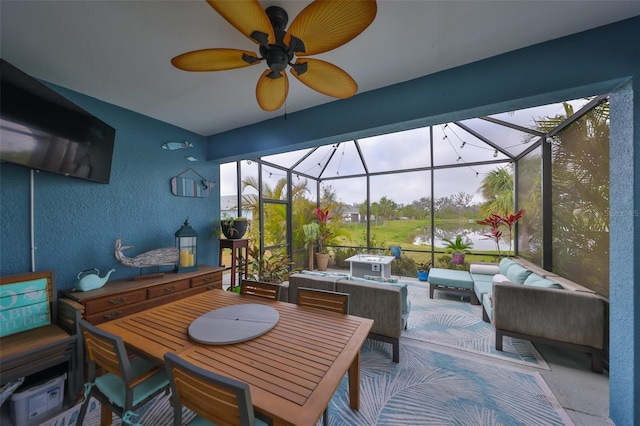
[348, 351, 361, 409]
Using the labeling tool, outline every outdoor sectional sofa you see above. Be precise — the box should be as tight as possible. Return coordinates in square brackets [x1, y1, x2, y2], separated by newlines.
[471, 258, 607, 373]
[281, 271, 410, 362]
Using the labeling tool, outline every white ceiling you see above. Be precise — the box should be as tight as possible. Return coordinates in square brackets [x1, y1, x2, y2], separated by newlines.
[1, 1, 638, 137]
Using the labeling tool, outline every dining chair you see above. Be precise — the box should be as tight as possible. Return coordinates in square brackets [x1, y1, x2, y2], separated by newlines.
[164, 352, 269, 426]
[76, 318, 170, 425]
[297, 287, 350, 425]
[298, 287, 350, 314]
[240, 279, 281, 300]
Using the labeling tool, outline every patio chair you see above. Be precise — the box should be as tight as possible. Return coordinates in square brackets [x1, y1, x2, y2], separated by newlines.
[76, 319, 170, 425]
[240, 279, 281, 300]
[297, 287, 350, 425]
[298, 287, 350, 314]
[164, 352, 269, 426]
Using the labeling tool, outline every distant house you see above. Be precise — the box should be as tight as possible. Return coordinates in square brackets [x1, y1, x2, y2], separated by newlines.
[341, 204, 362, 223]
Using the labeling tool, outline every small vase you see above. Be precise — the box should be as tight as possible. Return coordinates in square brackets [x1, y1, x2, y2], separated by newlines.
[417, 270, 429, 281]
[452, 253, 465, 265]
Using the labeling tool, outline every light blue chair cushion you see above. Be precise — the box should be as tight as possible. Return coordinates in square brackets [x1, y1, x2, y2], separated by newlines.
[95, 358, 168, 409]
[499, 258, 517, 275]
[505, 263, 533, 284]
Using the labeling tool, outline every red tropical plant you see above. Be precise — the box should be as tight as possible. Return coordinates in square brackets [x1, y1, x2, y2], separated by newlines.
[477, 209, 524, 258]
[314, 207, 332, 253]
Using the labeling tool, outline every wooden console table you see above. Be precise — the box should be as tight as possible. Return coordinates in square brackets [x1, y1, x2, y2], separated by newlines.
[61, 265, 223, 326]
[219, 239, 248, 290]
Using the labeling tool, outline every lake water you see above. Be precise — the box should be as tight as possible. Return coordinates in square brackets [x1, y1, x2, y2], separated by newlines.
[413, 227, 512, 252]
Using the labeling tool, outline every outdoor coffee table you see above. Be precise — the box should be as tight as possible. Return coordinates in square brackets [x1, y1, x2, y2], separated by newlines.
[428, 268, 479, 304]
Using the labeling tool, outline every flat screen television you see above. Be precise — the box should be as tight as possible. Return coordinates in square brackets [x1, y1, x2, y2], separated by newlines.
[0, 59, 115, 184]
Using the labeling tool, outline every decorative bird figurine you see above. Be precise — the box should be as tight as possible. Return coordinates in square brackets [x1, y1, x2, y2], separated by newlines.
[114, 238, 179, 269]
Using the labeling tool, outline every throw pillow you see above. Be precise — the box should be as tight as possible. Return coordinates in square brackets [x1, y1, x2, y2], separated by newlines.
[524, 278, 563, 289]
[470, 263, 500, 275]
[505, 263, 533, 284]
[499, 258, 516, 275]
[363, 274, 398, 283]
[523, 273, 544, 285]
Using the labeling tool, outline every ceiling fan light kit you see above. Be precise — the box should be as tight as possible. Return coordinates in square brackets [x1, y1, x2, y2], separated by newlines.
[172, 0, 377, 111]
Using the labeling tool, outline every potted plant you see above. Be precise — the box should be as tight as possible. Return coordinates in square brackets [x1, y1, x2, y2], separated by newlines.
[442, 235, 472, 265]
[219, 215, 248, 239]
[416, 260, 431, 281]
[302, 222, 321, 270]
[313, 207, 332, 271]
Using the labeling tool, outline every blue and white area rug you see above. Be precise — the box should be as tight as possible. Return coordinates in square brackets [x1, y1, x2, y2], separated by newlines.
[403, 282, 549, 369]
[47, 339, 570, 426]
[330, 339, 571, 425]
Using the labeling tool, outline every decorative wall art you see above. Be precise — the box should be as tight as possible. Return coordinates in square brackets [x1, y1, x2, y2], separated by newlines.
[170, 168, 214, 198]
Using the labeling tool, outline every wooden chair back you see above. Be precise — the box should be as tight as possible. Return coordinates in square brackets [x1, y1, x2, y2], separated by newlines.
[298, 287, 350, 314]
[164, 352, 257, 426]
[79, 319, 129, 380]
[240, 279, 281, 300]
[77, 318, 168, 425]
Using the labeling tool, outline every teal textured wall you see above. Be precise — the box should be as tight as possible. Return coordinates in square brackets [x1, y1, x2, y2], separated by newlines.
[206, 17, 640, 426]
[0, 85, 220, 290]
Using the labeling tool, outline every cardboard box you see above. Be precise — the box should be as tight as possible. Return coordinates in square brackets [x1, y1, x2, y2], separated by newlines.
[9, 373, 66, 426]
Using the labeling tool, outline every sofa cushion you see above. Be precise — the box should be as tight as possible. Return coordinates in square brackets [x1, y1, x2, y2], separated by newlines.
[428, 268, 474, 290]
[473, 279, 493, 302]
[471, 273, 493, 284]
[523, 273, 543, 285]
[524, 277, 563, 289]
[492, 274, 513, 284]
[499, 258, 517, 275]
[505, 263, 533, 284]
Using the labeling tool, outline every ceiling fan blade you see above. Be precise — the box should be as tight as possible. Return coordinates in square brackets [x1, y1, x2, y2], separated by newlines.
[285, 0, 377, 56]
[206, 0, 275, 45]
[171, 49, 260, 71]
[256, 70, 289, 111]
[290, 58, 357, 99]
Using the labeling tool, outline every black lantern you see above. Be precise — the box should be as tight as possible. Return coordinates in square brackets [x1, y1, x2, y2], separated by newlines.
[175, 217, 198, 273]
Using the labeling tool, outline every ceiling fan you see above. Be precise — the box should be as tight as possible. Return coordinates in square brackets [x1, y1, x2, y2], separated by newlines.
[171, 0, 377, 111]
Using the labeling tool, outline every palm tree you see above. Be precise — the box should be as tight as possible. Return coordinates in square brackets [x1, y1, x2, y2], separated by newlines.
[478, 166, 514, 218]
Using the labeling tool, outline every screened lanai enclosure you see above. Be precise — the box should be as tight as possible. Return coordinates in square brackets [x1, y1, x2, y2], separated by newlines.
[220, 95, 610, 298]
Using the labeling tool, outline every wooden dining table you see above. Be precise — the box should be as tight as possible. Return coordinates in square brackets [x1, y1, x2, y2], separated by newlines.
[98, 288, 374, 426]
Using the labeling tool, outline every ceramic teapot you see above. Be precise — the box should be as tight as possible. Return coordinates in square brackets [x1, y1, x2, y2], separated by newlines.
[73, 268, 115, 292]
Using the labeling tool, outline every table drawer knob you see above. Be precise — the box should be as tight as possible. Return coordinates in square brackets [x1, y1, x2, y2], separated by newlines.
[164, 285, 176, 293]
[104, 311, 121, 320]
[109, 297, 126, 305]
[206, 284, 216, 290]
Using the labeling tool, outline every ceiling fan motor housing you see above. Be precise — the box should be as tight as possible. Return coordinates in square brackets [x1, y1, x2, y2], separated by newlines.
[259, 6, 297, 77]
